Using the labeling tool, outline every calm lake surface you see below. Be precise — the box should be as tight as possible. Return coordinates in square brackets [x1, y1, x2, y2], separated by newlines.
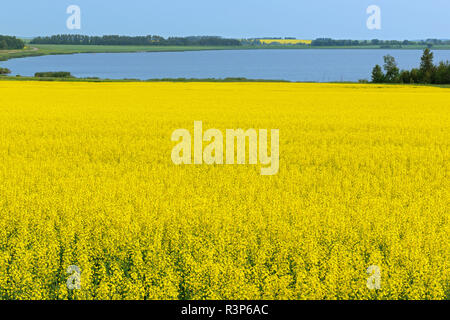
[4, 49, 450, 82]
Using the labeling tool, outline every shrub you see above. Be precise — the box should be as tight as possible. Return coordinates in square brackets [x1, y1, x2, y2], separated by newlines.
[399, 70, 411, 84]
[0, 67, 11, 75]
[410, 68, 420, 84]
[34, 72, 74, 78]
[435, 61, 450, 84]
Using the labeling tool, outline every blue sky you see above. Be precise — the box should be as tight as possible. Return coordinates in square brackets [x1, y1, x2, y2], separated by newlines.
[1, 0, 449, 39]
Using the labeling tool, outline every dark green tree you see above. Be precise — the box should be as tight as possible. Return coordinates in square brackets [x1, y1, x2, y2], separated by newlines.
[409, 68, 420, 84]
[399, 70, 411, 84]
[434, 61, 450, 84]
[371, 65, 384, 83]
[419, 48, 435, 83]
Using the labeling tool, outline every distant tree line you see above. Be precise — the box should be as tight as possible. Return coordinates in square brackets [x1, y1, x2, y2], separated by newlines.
[0, 35, 25, 50]
[241, 38, 450, 47]
[311, 38, 450, 47]
[312, 38, 362, 46]
[371, 49, 450, 84]
[30, 35, 242, 46]
[29, 35, 450, 48]
[240, 39, 266, 46]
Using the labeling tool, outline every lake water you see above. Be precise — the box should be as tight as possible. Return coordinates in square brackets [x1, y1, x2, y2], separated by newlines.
[3, 49, 450, 82]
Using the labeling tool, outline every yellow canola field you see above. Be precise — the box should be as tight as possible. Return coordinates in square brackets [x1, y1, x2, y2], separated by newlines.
[259, 39, 312, 45]
[0, 81, 448, 300]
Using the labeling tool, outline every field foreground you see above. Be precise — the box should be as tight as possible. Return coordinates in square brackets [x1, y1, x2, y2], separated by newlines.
[0, 81, 448, 299]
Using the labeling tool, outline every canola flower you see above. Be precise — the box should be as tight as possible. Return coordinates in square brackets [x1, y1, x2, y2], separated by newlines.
[0, 81, 448, 300]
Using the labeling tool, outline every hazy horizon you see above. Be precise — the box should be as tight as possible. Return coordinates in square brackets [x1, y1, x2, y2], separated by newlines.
[15, 35, 450, 41]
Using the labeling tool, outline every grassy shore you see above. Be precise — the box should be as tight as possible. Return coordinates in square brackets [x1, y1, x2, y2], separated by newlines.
[0, 44, 247, 61]
[1, 43, 450, 62]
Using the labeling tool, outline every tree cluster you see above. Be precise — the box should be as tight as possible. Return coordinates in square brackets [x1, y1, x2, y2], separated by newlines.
[371, 49, 450, 84]
[30, 35, 242, 46]
[0, 35, 25, 50]
[0, 67, 11, 75]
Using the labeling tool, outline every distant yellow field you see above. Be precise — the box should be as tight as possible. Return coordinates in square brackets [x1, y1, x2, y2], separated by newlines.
[259, 39, 312, 45]
[0, 81, 448, 300]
